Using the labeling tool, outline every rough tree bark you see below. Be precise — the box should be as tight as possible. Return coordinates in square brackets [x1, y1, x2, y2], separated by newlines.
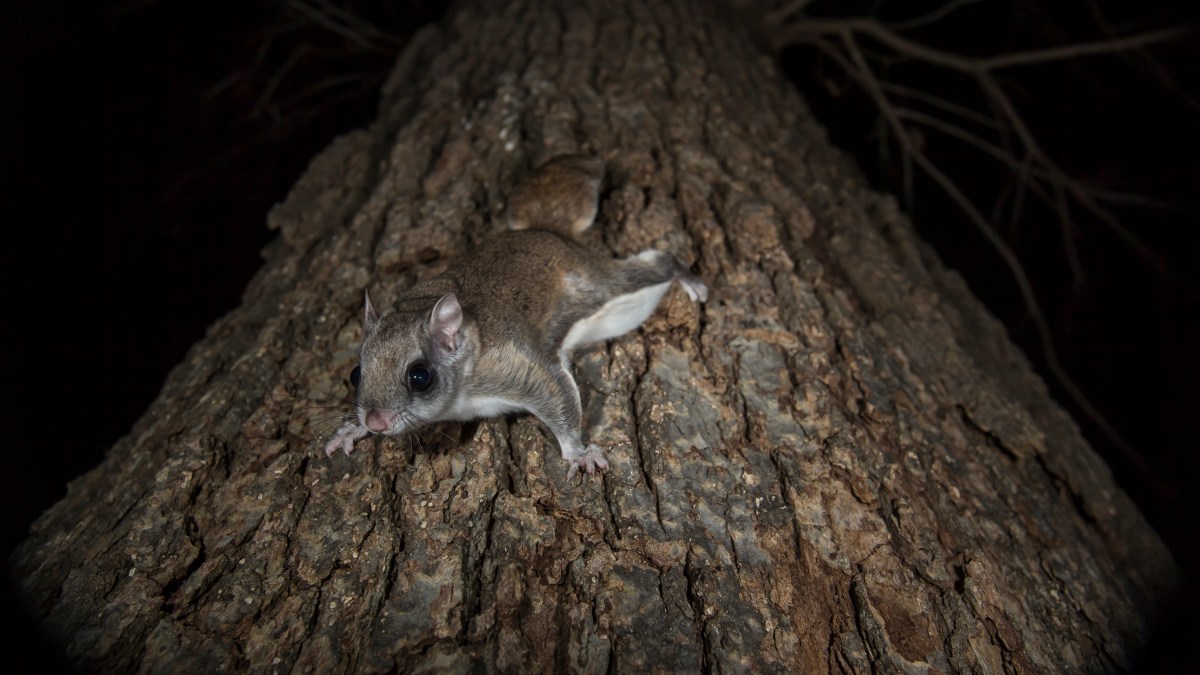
[11, 1, 1176, 672]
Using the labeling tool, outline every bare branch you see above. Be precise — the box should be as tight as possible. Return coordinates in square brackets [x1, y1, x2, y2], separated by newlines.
[779, 19, 976, 71]
[894, 108, 1176, 214]
[1007, 156, 1033, 238]
[765, 0, 816, 26]
[250, 44, 312, 120]
[882, 81, 999, 128]
[981, 26, 1192, 70]
[1076, 187, 1182, 211]
[283, 73, 381, 107]
[305, 0, 398, 45]
[780, 19, 1192, 74]
[1066, 180, 1160, 265]
[1055, 182, 1084, 287]
[285, 0, 394, 55]
[890, 0, 983, 32]
[894, 108, 1005, 163]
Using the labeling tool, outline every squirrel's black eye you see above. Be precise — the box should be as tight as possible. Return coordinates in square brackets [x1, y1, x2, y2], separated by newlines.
[349, 365, 361, 388]
[407, 364, 433, 392]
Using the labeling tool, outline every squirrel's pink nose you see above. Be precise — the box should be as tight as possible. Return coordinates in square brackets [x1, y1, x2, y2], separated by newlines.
[365, 409, 395, 433]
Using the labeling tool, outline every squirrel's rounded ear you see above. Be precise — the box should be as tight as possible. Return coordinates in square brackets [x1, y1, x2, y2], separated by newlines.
[364, 289, 380, 329]
[429, 293, 463, 353]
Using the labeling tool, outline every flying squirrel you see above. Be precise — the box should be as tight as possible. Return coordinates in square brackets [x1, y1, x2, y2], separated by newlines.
[323, 155, 708, 480]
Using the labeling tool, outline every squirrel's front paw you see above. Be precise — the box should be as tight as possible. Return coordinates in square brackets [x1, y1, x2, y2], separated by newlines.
[565, 444, 609, 482]
[324, 422, 368, 457]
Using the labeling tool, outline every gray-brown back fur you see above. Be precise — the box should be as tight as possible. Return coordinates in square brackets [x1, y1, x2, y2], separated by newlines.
[439, 229, 626, 355]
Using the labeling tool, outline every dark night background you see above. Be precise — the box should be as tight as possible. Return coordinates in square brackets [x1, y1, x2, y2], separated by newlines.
[1, 0, 1196, 671]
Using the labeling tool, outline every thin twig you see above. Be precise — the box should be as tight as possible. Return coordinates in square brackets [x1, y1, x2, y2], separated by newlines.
[306, 0, 398, 45]
[285, 0, 393, 55]
[982, 26, 1190, 70]
[284, 72, 381, 106]
[250, 44, 311, 119]
[780, 18, 1191, 74]
[1008, 155, 1033, 239]
[766, 0, 816, 26]
[890, 0, 983, 32]
[1054, 181, 1084, 287]
[882, 81, 999, 128]
[893, 107, 1176, 214]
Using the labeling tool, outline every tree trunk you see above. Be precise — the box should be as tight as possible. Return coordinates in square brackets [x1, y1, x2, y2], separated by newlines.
[11, 1, 1175, 672]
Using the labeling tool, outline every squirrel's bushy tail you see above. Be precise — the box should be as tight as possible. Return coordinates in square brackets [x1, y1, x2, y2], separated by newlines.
[505, 154, 604, 238]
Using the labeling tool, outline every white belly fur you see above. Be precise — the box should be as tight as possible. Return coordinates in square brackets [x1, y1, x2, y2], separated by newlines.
[448, 394, 528, 420]
[561, 280, 673, 353]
